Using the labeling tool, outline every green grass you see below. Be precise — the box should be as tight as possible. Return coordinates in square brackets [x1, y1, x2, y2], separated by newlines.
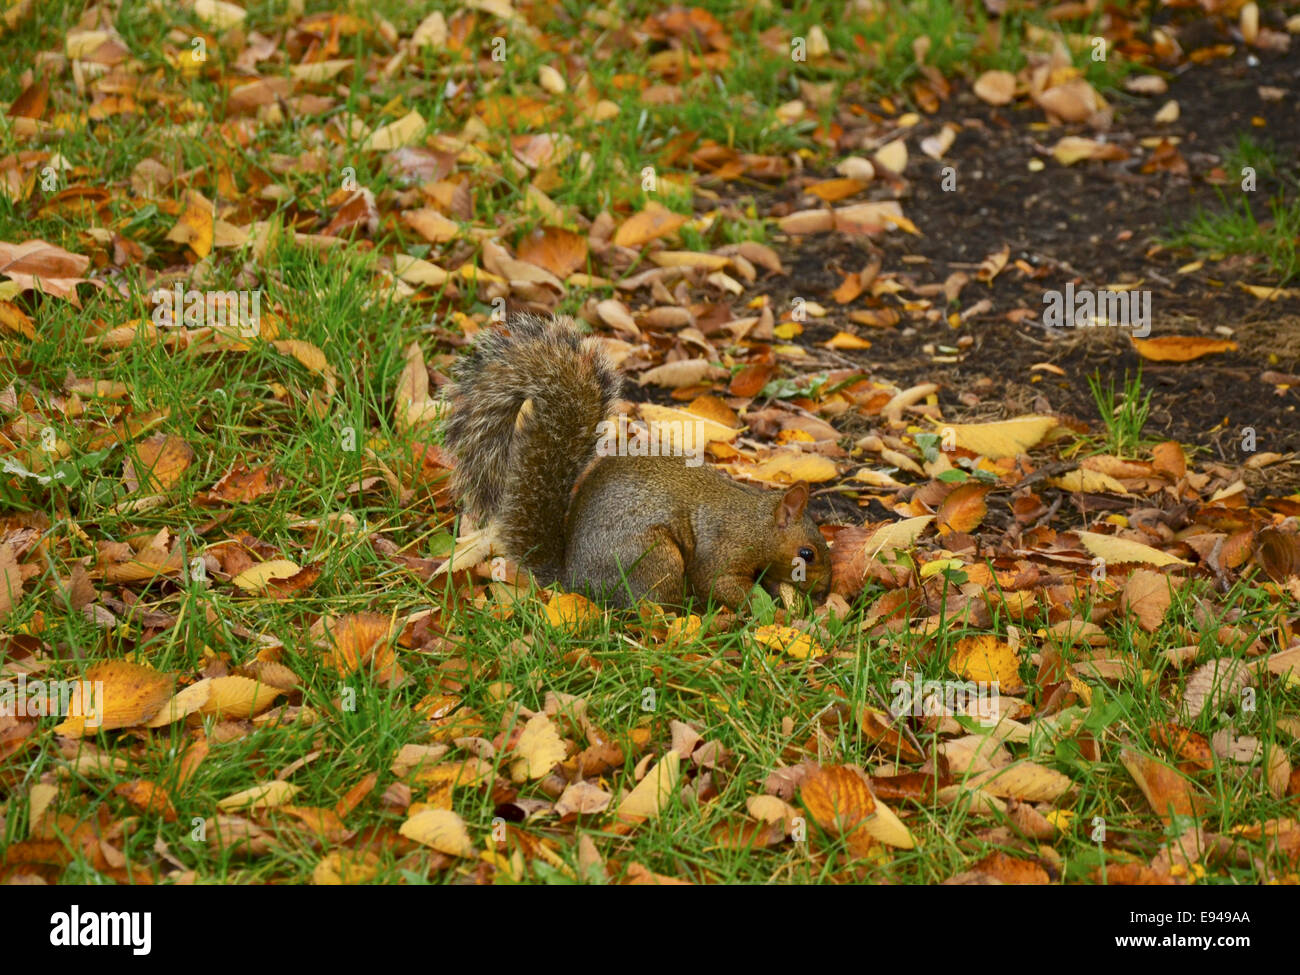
[12, 529, 1297, 882]
[1086, 369, 1153, 458]
[1168, 193, 1300, 285]
[1164, 135, 1300, 284]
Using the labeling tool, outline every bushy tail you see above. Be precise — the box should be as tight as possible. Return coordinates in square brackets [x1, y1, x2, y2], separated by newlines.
[443, 313, 621, 583]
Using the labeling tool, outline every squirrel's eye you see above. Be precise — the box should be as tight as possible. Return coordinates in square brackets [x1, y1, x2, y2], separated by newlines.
[797, 546, 816, 563]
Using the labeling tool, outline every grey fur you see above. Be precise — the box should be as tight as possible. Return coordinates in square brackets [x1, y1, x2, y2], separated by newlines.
[442, 313, 622, 583]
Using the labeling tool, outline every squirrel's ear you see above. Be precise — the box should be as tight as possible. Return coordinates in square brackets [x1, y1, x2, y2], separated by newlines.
[775, 481, 810, 528]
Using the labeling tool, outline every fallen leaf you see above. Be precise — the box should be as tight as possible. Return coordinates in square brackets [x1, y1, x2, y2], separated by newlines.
[0, 239, 98, 304]
[943, 415, 1056, 457]
[1132, 335, 1238, 362]
[52, 660, 174, 736]
[400, 808, 476, 856]
[217, 781, 300, 811]
[613, 201, 687, 249]
[510, 713, 567, 780]
[1121, 749, 1205, 821]
[616, 750, 681, 819]
[973, 70, 1016, 105]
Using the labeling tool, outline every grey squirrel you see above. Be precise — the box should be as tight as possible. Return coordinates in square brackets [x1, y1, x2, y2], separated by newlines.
[443, 313, 831, 610]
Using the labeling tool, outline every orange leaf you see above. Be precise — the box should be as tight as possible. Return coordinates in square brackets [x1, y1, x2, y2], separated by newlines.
[806, 178, 868, 203]
[517, 226, 588, 278]
[1132, 335, 1237, 362]
[113, 780, 177, 821]
[936, 482, 991, 535]
[1121, 749, 1206, 821]
[7, 78, 49, 120]
[831, 272, 864, 304]
[800, 764, 876, 833]
[613, 201, 687, 249]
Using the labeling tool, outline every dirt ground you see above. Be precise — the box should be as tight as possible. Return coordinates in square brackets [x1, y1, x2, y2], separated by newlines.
[755, 39, 1300, 462]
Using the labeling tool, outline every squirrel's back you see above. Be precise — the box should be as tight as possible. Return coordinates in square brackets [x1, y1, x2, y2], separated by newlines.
[442, 313, 621, 582]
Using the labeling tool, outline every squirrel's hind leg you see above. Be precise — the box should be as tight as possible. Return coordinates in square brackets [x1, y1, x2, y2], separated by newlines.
[567, 524, 688, 609]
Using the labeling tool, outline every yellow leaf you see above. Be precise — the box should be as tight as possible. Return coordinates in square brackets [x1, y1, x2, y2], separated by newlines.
[752, 624, 823, 660]
[635, 402, 741, 444]
[943, 415, 1056, 457]
[200, 675, 283, 718]
[969, 761, 1072, 801]
[271, 339, 332, 376]
[510, 713, 567, 780]
[217, 781, 300, 811]
[51, 660, 174, 736]
[747, 451, 838, 484]
[865, 515, 933, 559]
[858, 797, 915, 849]
[1132, 335, 1238, 362]
[144, 678, 213, 727]
[949, 634, 1023, 691]
[290, 59, 353, 83]
[363, 110, 426, 151]
[393, 254, 450, 286]
[617, 751, 681, 819]
[194, 0, 247, 29]
[649, 251, 730, 270]
[1074, 531, 1189, 567]
[1048, 469, 1128, 494]
[231, 559, 302, 592]
[824, 330, 871, 350]
[400, 808, 477, 856]
[164, 190, 214, 259]
[544, 592, 602, 632]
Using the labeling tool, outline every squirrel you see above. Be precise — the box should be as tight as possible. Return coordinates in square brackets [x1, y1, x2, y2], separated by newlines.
[442, 313, 831, 611]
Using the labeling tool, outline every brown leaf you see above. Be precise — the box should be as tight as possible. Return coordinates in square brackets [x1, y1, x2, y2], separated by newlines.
[0, 300, 34, 338]
[1121, 748, 1206, 821]
[1033, 78, 1101, 123]
[1151, 723, 1216, 771]
[516, 226, 588, 279]
[123, 434, 194, 493]
[1151, 441, 1186, 480]
[972, 70, 1016, 106]
[1122, 568, 1179, 632]
[0, 239, 97, 305]
[970, 850, 1051, 884]
[613, 201, 687, 249]
[401, 207, 460, 243]
[204, 462, 283, 503]
[806, 178, 868, 203]
[314, 613, 404, 685]
[0, 542, 23, 619]
[7, 78, 48, 120]
[1181, 657, 1252, 721]
[800, 764, 876, 833]
[728, 362, 774, 397]
[177, 738, 209, 789]
[1256, 528, 1300, 582]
